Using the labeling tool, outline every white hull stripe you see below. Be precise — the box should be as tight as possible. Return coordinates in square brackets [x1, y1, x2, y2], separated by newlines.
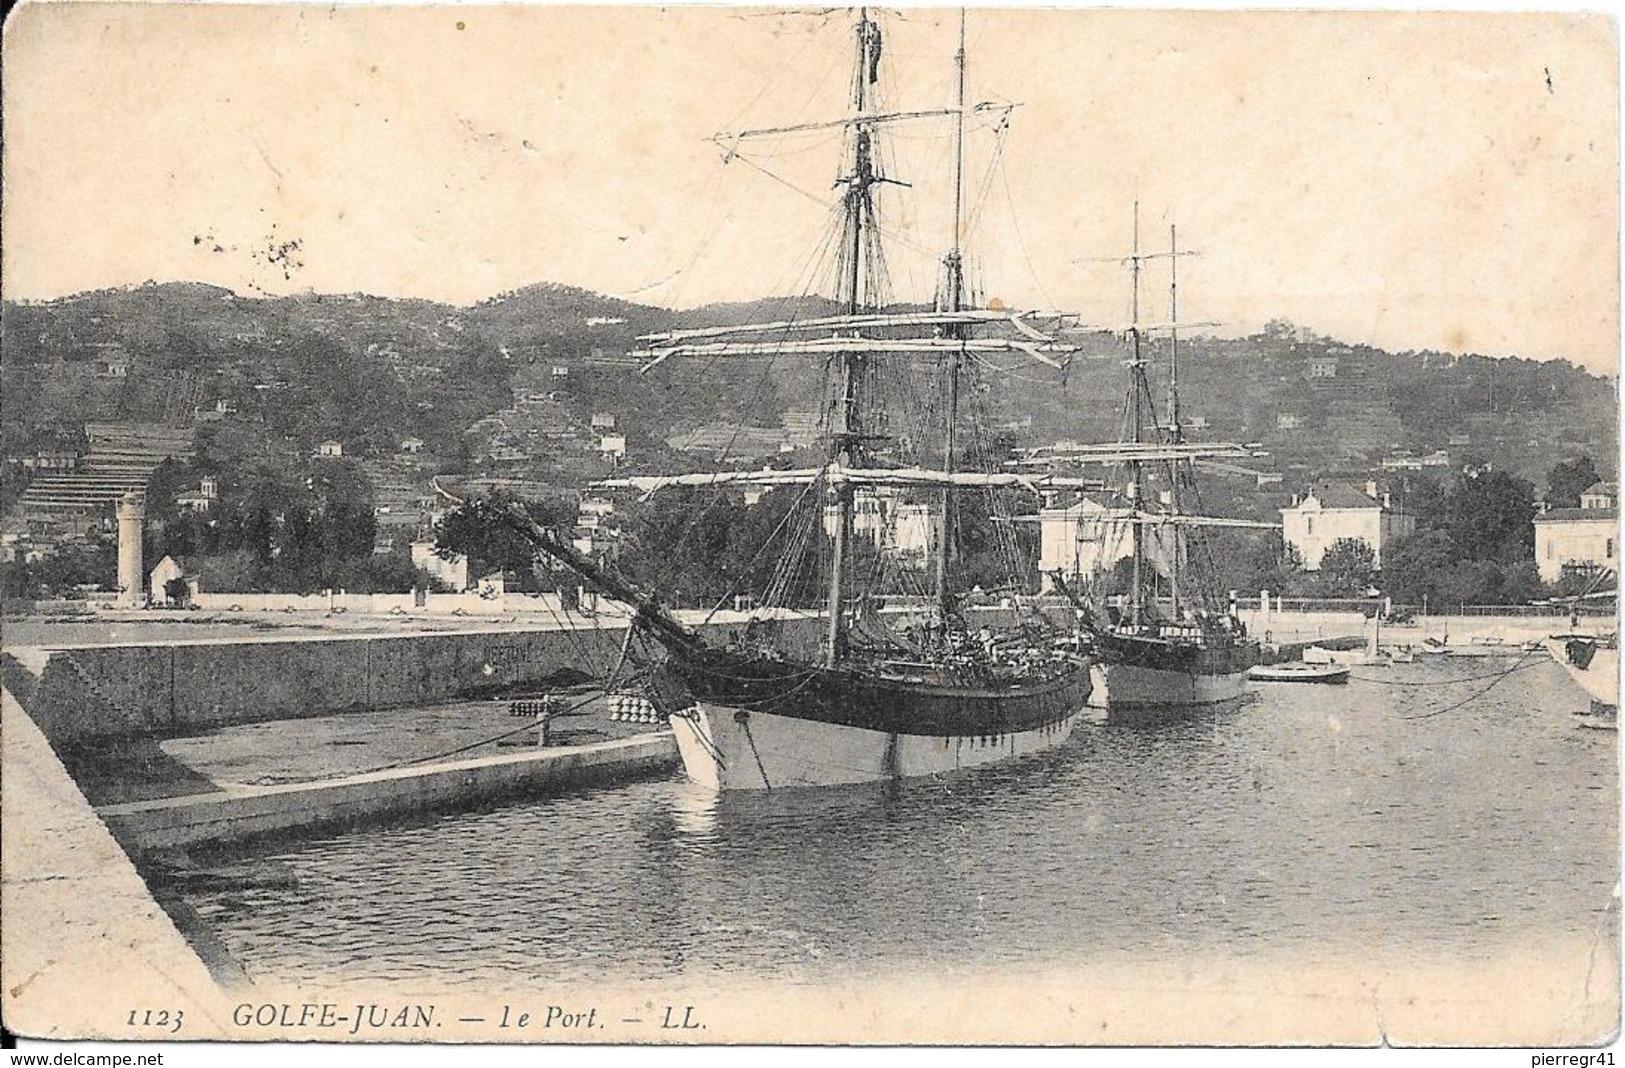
[669, 704, 1086, 791]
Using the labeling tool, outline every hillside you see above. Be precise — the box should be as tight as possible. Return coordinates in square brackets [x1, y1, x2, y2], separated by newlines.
[3, 283, 1616, 495]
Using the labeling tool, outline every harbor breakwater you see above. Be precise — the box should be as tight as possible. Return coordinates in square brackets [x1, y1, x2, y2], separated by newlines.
[1, 612, 825, 745]
[0, 611, 820, 856]
[5, 606, 1568, 746]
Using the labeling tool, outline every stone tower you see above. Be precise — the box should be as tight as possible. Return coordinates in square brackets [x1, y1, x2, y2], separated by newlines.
[116, 491, 145, 608]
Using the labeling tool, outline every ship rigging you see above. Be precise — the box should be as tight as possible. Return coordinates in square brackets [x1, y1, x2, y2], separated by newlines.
[500, 8, 1097, 789]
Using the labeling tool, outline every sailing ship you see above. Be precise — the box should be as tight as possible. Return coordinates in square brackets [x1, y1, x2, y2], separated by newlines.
[1038, 208, 1266, 710]
[501, 10, 1094, 789]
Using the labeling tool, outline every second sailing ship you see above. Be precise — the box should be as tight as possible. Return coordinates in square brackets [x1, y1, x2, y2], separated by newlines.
[1038, 209, 1268, 709]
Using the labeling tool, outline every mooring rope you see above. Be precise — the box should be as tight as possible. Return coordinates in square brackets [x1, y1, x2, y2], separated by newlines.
[1399, 647, 1545, 721]
[285, 671, 658, 784]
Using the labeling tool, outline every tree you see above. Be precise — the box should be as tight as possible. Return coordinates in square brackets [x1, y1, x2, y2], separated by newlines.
[1387, 471, 1448, 532]
[16, 540, 120, 597]
[1446, 469, 1536, 563]
[1098, 553, 1162, 601]
[1213, 530, 1312, 598]
[307, 461, 378, 587]
[1498, 560, 1545, 605]
[434, 492, 575, 581]
[1382, 529, 1544, 607]
[1546, 455, 1602, 509]
[1380, 529, 1457, 606]
[952, 489, 1037, 594]
[1315, 538, 1375, 596]
[611, 487, 826, 609]
[334, 547, 427, 594]
[0, 558, 36, 602]
[1434, 559, 1507, 609]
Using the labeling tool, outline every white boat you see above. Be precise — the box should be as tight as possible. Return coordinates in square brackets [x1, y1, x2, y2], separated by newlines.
[1545, 634, 1619, 713]
[1302, 645, 1380, 667]
[1247, 662, 1351, 684]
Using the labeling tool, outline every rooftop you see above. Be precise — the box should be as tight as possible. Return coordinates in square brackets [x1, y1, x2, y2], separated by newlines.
[1536, 507, 1619, 523]
[1291, 482, 1383, 510]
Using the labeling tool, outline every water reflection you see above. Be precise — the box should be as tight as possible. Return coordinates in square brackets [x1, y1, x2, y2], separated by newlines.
[664, 781, 720, 842]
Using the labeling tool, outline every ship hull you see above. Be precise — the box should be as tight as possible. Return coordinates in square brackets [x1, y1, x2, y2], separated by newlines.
[1545, 637, 1619, 711]
[1086, 631, 1256, 710]
[661, 653, 1093, 790]
[1088, 660, 1248, 709]
[669, 698, 1089, 791]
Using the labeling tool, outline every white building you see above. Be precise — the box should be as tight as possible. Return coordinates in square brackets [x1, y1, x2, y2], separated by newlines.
[173, 475, 218, 513]
[1534, 481, 1618, 583]
[1380, 453, 1424, 472]
[411, 540, 469, 590]
[599, 435, 627, 459]
[579, 497, 615, 521]
[1580, 481, 1618, 510]
[822, 490, 938, 559]
[888, 502, 938, 561]
[148, 555, 198, 606]
[22, 452, 78, 471]
[1279, 482, 1416, 570]
[1037, 496, 1149, 590]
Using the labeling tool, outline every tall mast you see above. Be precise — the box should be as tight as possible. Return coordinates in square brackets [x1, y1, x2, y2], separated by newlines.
[1166, 223, 1182, 617]
[824, 7, 881, 666]
[1167, 224, 1182, 444]
[1128, 201, 1146, 628]
[932, 9, 968, 620]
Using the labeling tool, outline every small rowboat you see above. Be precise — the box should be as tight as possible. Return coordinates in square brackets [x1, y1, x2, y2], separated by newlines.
[1247, 662, 1352, 684]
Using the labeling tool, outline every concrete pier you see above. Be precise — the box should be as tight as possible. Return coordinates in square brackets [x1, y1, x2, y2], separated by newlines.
[99, 731, 679, 850]
[1, 689, 220, 1035]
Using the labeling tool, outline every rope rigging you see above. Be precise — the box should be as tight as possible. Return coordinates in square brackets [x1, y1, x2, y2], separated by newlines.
[597, 10, 1069, 644]
[1399, 647, 1547, 720]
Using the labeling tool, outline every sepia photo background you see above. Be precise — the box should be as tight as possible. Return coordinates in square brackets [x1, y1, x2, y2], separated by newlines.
[1, 0, 1618, 1054]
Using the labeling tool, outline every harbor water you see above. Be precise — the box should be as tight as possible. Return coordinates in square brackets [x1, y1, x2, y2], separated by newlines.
[185, 656, 1617, 989]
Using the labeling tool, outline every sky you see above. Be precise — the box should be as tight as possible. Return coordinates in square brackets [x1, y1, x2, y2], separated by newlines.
[2, 3, 1618, 374]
